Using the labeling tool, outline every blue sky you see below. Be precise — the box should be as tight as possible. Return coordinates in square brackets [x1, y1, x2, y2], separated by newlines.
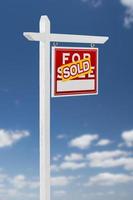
[0, 0, 133, 199]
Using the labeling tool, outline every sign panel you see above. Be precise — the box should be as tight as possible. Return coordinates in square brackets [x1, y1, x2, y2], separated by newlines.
[52, 47, 98, 97]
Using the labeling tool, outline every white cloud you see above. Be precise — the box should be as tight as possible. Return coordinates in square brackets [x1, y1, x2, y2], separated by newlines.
[69, 134, 99, 149]
[10, 175, 39, 190]
[51, 149, 133, 172]
[124, 158, 133, 170]
[0, 129, 30, 148]
[0, 171, 39, 200]
[122, 130, 133, 147]
[51, 153, 86, 171]
[60, 162, 86, 170]
[51, 176, 74, 186]
[97, 139, 112, 146]
[120, 0, 133, 28]
[64, 153, 84, 161]
[87, 150, 133, 170]
[87, 172, 133, 186]
[89, 157, 133, 170]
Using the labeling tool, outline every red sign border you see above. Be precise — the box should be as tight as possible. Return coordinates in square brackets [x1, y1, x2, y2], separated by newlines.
[52, 47, 99, 97]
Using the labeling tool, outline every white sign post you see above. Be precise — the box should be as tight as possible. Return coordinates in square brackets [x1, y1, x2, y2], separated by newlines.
[23, 15, 109, 200]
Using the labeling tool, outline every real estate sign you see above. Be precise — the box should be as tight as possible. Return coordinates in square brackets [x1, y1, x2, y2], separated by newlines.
[52, 47, 98, 97]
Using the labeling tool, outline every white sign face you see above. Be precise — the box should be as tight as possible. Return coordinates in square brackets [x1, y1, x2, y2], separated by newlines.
[52, 47, 98, 97]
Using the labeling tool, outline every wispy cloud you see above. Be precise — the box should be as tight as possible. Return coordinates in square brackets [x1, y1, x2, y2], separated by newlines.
[51, 161, 86, 171]
[85, 190, 115, 197]
[86, 172, 133, 186]
[64, 153, 84, 161]
[57, 134, 67, 140]
[0, 171, 39, 200]
[51, 176, 74, 187]
[120, 0, 133, 28]
[60, 162, 86, 170]
[0, 129, 30, 148]
[87, 150, 133, 170]
[81, 0, 103, 8]
[10, 175, 39, 189]
[87, 150, 129, 161]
